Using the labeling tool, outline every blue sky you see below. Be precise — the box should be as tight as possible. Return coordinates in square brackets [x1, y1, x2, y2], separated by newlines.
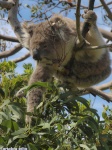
[0, 0, 112, 117]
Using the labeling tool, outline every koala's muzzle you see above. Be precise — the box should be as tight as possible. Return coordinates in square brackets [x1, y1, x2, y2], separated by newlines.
[32, 49, 42, 61]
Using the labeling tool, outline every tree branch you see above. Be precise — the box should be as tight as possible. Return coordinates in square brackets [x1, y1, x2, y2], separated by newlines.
[79, 81, 112, 102]
[94, 81, 112, 91]
[76, 0, 82, 42]
[0, 0, 29, 48]
[100, 0, 112, 21]
[75, 0, 85, 47]
[86, 87, 112, 102]
[0, 44, 22, 58]
[99, 28, 112, 41]
[12, 52, 30, 63]
[7, 0, 29, 49]
[0, 0, 15, 9]
[93, 1, 112, 8]
[0, 34, 19, 42]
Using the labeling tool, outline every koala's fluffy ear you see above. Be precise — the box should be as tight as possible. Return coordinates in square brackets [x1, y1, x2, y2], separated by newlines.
[22, 22, 34, 37]
[22, 22, 36, 49]
[50, 17, 64, 31]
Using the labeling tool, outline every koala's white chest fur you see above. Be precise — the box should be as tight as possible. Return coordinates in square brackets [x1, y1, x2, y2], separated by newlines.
[57, 35, 75, 67]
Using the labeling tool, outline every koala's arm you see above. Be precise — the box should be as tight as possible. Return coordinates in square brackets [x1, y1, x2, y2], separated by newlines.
[75, 10, 109, 63]
[83, 11, 106, 47]
[26, 64, 52, 124]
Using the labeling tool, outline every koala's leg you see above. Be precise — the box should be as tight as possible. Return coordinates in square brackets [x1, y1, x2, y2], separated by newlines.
[26, 64, 52, 124]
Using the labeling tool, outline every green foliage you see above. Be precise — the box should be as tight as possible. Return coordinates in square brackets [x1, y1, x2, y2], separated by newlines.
[0, 62, 112, 150]
[0, 61, 33, 99]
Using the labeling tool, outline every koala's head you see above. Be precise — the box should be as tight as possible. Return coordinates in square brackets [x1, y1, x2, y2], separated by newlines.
[24, 15, 74, 65]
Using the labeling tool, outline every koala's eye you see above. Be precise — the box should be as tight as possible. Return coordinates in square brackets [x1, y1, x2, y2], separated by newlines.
[29, 30, 33, 37]
[39, 42, 47, 49]
[88, 17, 92, 19]
[43, 45, 47, 49]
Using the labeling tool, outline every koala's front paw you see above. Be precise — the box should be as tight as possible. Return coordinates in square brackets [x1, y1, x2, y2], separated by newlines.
[26, 114, 32, 125]
[82, 10, 97, 24]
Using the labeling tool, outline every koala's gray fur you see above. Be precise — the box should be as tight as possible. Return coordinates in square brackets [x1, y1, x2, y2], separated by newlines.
[24, 11, 111, 123]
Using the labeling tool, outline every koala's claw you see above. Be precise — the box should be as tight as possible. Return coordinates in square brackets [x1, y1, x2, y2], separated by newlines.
[82, 10, 97, 24]
[26, 115, 32, 125]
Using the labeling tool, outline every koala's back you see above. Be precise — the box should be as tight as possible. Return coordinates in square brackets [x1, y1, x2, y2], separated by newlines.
[56, 50, 111, 88]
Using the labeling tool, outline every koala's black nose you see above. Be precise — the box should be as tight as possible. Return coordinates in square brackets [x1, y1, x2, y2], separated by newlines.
[32, 50, 41, 61]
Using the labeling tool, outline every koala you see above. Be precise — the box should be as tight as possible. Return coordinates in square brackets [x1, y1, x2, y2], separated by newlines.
[24, 10, 111, 123]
